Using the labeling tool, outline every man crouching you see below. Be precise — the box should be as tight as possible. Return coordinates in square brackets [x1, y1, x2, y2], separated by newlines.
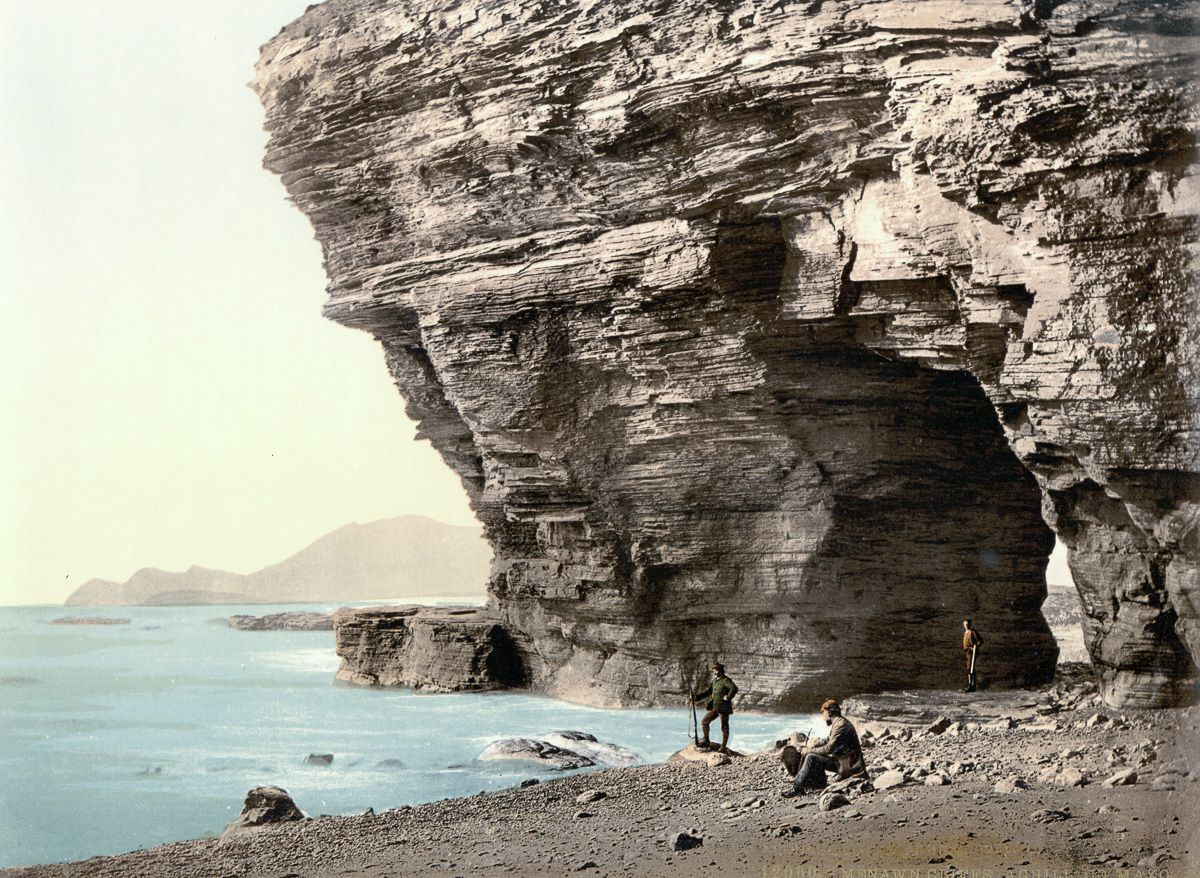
[780, 699, 867, 797]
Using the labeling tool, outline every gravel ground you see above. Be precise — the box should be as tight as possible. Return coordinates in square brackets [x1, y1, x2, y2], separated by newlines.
[6, 666, 1196, 878]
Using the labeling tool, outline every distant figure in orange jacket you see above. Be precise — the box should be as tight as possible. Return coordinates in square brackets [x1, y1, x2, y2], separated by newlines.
[962, 618, 982, 692]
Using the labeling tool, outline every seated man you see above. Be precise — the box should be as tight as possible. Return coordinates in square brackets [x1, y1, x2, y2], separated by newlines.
[780, 699, 866, 797]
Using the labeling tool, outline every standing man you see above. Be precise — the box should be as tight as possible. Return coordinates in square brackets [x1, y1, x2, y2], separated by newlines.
[694, 661, 738, 754]
[962, 618, 982, 692]
[781, 699, 866, 797]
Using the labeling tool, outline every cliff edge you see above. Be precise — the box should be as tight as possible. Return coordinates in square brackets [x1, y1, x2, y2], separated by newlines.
[255, 0, 1199, 708]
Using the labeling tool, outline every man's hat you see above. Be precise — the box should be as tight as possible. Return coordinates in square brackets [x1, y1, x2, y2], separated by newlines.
[820, 699, 841, 714]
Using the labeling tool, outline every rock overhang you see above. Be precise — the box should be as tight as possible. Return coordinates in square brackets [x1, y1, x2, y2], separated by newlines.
[257, 0, 1199, 708]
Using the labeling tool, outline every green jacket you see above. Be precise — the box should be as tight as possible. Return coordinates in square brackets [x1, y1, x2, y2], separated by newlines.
[698, 674, 739, 714]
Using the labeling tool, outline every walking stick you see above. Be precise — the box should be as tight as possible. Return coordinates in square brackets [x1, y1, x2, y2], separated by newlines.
[690, 687, 700, 746]
[969, 645, 977, 676]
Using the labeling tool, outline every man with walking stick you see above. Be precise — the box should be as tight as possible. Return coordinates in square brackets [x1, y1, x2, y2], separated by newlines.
[693, 661, 738, 753]
[962, 618, 982, 692]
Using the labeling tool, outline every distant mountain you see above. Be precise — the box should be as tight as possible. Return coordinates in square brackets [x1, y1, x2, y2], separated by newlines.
[64, 516, 490, 606]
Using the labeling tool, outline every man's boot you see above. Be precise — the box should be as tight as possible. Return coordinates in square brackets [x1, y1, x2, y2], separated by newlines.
[718, 728, 731, 755]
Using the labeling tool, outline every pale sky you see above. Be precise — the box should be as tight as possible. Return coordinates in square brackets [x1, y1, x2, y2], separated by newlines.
[0, 1, 477, 606]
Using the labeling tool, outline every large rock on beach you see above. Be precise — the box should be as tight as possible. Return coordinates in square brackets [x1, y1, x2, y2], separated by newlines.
[221, 786, 305, 837]
[670, 744, 732, 769]
[256, 0, 1200, 708]
[479, 738, 595, 770]
[543, 732, 641, 767]
[873, 770, 907, 791]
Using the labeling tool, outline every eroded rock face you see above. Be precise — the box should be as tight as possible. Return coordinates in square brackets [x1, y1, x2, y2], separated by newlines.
[333, 605, 526, 691]
[256, 0, 1199, 707]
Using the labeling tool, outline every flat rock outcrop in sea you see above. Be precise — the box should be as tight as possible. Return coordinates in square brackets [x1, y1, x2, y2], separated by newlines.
[333, 605, 524, 691]
[227, 612, 334, 631]
[254, 0, 1199, 708]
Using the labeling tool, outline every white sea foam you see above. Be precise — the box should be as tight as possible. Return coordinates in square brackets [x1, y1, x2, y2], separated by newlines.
[541, 732, 641, 767]
[255, 647, 341, 674]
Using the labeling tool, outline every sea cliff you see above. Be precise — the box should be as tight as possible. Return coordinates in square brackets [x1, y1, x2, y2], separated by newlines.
[255, 0, 1199, 708]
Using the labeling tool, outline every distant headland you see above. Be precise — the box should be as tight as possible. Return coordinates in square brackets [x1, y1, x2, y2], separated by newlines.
[63, 516, 488, 606]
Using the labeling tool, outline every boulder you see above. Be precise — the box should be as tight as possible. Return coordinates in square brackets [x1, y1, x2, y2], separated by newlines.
[479, 738, 594, 770]
[825, 776, 873, 796]
[543, 732, 640, 767]
[670, 744, 731, 768]
[305, 753, 334, 766]
[873, 770, 907, 790]
[925, 716, 952, 736]
[1102, 768, 1139, 787]
[221, 787, 305, 837]
[1053, 767, 1088, 788]
[819, 792, 851, 811]
[924, 773, 951, 786]
[671, 831, 703, 852]
[575, 789, 607, 805]
[994, 776, 1029, 793]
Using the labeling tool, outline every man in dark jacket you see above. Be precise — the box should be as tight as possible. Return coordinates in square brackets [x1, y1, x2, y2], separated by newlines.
[694, 661, 738, 754]
[781, 699, 866, 797]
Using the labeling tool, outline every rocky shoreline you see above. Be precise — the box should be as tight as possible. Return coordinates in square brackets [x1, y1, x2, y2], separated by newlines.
[5, 664, 1195, 877]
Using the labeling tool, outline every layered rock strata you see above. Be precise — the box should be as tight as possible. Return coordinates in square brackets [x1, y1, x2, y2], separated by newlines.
[256, 0, 1199, 707]
[333, 606, 525, 691]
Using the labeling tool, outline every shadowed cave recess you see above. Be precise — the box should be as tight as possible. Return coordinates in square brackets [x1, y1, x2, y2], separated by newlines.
[255, 0, 1199, 709]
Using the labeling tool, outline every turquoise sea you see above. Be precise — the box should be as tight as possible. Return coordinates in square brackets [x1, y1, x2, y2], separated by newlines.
[0, 602, 811, 868]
